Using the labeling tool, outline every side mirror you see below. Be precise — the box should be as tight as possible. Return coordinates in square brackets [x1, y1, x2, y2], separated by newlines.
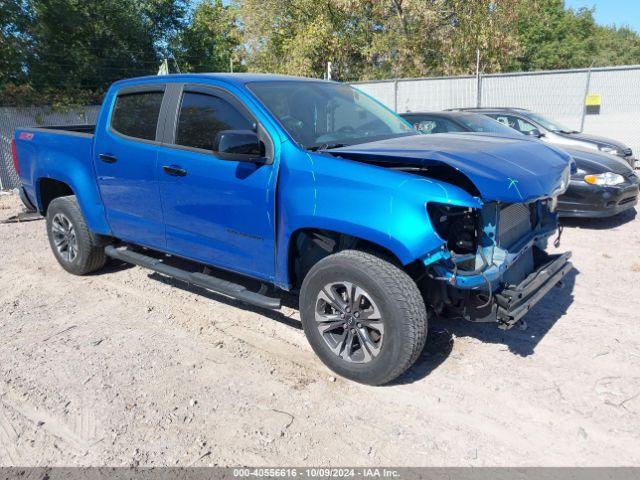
[213, 130, 266, 163]
[527, 128, 543, 138]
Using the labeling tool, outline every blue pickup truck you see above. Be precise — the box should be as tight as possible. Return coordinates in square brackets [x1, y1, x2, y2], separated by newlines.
[12, 74, 573, 384]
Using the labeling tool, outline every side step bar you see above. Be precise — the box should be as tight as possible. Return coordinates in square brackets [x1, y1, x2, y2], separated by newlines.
[104, 246, 281, 310]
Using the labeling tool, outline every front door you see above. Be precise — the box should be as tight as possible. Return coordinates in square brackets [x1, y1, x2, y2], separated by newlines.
[94, 85, 167, 249]
[157, 86, 277, 281]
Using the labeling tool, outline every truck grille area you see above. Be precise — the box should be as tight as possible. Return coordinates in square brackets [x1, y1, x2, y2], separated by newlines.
[498, 203, 533, 248]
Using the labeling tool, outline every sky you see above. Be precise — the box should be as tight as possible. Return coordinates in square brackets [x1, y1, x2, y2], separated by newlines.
[565, 0, 640, 32]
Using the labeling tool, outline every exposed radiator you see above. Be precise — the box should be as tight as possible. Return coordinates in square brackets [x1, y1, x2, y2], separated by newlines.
[499, 203, 532, 248]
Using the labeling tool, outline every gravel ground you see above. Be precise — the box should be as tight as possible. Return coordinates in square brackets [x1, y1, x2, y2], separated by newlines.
[0, 191, 639, 467]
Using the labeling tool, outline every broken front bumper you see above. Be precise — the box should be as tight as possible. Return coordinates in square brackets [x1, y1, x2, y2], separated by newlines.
[494, 251, 573, 328]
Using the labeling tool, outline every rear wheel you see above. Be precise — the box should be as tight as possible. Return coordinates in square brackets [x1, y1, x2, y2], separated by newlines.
[300, 250, 427, 385]
[46, 196, 107, 275]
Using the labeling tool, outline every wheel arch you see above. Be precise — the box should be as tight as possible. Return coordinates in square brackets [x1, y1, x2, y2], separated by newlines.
[37, 177, 75, 214]
[285, 227, 416, 290]
[35, 174, 111, 235]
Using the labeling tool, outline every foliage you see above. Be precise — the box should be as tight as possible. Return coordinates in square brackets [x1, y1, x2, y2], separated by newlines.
[172, 0, 244, 73]
[239, 0, 640, 80]
[1, 0, 639, 106]
[0, 0, 188, 106]
[510, 0, 640, 71]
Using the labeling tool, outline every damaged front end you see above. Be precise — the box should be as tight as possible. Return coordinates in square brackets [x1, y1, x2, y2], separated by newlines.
[329, 133, 575, 328]
[422, 199, 573, 329]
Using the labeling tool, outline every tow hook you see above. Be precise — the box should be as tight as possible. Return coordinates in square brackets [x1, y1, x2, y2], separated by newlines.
[553, 225, 564, 248]
[498, 319, 528, 331]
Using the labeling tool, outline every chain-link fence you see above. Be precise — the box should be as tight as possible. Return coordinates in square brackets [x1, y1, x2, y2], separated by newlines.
[0, 106, 101, 190]
[1, 65, 639, 190]
[353, 65, 640, 157]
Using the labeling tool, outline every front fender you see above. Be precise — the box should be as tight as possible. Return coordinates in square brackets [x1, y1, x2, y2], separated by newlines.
[274, 146, 481, 288]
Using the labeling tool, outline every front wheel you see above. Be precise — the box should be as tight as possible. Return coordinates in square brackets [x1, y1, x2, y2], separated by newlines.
[299, 250, 428, 385]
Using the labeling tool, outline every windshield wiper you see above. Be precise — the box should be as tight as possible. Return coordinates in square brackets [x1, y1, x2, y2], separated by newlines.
[308, 143, 349, 151]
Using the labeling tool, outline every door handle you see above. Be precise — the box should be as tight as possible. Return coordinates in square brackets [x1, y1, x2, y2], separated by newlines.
[162, 165, 187, 177]
[99, 153, 118, 164]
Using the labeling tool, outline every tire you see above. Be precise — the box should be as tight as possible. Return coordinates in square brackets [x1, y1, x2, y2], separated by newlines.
[300, 250, 428, 385]
[46, 196, 107, 275]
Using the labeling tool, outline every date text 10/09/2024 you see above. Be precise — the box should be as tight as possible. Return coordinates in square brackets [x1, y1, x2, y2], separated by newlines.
[232, 468, 401, 478]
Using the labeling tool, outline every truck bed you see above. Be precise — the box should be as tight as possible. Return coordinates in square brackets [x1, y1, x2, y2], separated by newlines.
[30, 124, 96, 136]
[14, 125, 96, 218]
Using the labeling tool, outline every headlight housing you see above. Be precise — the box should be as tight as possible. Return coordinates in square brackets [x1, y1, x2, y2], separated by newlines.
[426, 203, 479, 255]
[599, 145, 620, 156]
[584, 172, 625, 186]
[553, 166, 571, 195]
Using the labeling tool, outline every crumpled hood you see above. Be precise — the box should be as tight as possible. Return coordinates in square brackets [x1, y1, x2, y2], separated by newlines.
[329, 133, 572, 203]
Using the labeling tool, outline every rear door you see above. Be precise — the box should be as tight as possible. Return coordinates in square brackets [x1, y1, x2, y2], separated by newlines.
[94, 85, 168, 249]
[156, 84, 277, 281]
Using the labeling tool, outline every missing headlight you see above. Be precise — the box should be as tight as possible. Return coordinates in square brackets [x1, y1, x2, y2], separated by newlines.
[427, 203, 479, 255]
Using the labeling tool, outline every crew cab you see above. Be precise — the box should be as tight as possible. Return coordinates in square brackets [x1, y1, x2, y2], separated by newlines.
[12, 74, 573, 385]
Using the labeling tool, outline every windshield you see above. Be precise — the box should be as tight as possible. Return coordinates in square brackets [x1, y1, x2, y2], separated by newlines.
[455, 114, 518, 135]
[247, 81, 416, 150]
[525, 112, 576, 133]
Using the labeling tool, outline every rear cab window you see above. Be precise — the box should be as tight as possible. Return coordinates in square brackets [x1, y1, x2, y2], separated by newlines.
[111, 90, 164, 141]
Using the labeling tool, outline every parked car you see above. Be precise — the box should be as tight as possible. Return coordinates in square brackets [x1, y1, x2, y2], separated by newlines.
[12, 74, 573, 385]
[452, 107, 639, 170]
[401, 111, 639, 218]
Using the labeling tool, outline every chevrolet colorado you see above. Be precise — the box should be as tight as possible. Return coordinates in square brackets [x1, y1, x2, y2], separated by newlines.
[12, 74, 573, 384]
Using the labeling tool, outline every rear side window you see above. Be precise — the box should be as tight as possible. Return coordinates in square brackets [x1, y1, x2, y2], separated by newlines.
[411, 117, 464, 134]
[175, 92, 253, 151]
[111, 91, 163, 141]
[492, 114, 536, 134]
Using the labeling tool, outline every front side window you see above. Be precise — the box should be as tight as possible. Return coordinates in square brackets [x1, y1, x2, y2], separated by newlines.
[248, 81, 415, 150]
[111, 91, 163, 140]
[525, 113, 575, 133]
[175, 92, 253, 151]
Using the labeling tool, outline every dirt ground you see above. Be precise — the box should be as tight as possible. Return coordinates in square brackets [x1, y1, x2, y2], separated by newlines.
[0, 191, 639, 467]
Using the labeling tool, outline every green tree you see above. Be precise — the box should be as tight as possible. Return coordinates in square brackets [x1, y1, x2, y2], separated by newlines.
[27, 0, 188, 91]
[591, 25, 640, 67]
[0, 0, 31, 86]
[172, 0, 244, 73]
[239, 0, 455, 80]
[511, 0, 598, 70]
[1, 0, 188, 105]
[441, 0, 521, 75]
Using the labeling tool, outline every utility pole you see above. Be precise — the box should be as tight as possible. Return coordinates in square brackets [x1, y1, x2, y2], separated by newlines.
[580, 64, 593, 133]
[475, 49, 482, 108]
[326, 61, 332, 81]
